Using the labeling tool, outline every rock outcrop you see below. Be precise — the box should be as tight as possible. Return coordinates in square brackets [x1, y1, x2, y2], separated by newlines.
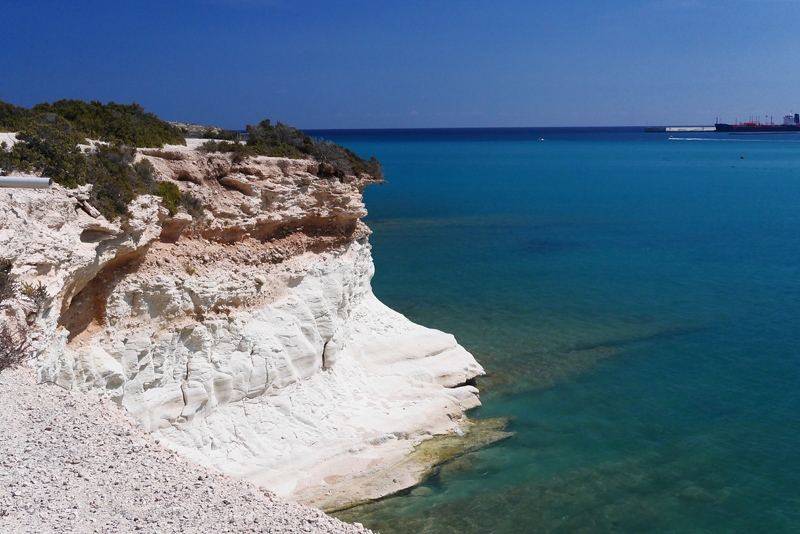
[0, 141, 485, 510]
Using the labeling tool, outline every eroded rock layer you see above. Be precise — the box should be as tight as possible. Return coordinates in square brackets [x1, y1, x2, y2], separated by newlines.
[0, 141, 485, 510]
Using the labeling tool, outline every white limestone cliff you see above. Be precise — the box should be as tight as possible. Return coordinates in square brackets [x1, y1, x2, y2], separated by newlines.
[0, 142, 485, 510]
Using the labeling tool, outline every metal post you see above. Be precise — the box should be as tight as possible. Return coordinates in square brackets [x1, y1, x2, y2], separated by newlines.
[0, 176, 52, 188]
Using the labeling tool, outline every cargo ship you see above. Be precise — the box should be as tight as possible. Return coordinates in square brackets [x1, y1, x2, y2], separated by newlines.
[715, 113, 800, 133]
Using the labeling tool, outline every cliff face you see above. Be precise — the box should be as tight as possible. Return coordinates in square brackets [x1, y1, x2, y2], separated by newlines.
[0, 142, 484, 510]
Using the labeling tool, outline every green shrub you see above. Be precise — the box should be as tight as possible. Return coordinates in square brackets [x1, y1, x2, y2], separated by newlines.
[3, 114, 88, 186]
[152, 180, 204, 219]
[30, 100, 185, 147]
[20, 281, 48, 315]
[1, 102, 381, 224]
[155, 181, 181, 216]
[0, 99, 208, 223]
[0, 259, 14, 305]
[86, 144, 140, 219]
[199, 140, 255, 158]
[263, 143, 306, 159]
[133, 159, 155, 191]
[21, 281, 49, 324]
[1, 99, 184, 147]
[0, 259, 29, 372]
[0, 100, 31, 132]
[246, 119, 314, 157]
[199, 119, 383, 180]
[312, 140, 352, 176]
[201, 121, 312, 160]
[364, 156, 383, 179]
[0, 320, 28, 372]
[201, 127, 243, 141]
[84, 146, 203, 220]
[179, 191, 205, 219]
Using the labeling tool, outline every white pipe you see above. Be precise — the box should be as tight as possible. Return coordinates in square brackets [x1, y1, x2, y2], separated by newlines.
[0, 176, 52, 188]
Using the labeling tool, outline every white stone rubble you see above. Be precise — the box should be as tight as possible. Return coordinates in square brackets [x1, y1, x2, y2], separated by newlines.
[0, 366, 373, 533]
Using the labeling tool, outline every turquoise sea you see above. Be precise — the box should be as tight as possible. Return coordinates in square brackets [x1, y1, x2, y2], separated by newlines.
[306, 128, 800, 533]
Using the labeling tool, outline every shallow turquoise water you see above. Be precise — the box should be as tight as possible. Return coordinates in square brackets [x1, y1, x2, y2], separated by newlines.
[308, 128, 800, 533]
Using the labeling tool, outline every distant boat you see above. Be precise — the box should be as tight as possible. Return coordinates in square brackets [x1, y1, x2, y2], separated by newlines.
[715, 113, 800, 133]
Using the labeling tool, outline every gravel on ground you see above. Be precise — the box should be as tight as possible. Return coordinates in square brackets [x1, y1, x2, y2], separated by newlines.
[0, 366, 374, 534]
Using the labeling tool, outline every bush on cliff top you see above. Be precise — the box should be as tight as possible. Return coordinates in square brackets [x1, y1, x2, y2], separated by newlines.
[200, 118, 383, 181]
[0, 101, 30, 132]
[82, 145, 202, 221]
[201, 127, 244, 141]
[0, 99, 202, 221]
[0, 122, 185, 220]
[0, 99, 186, 148]
[3, 114, 89, 186]
[199, 119, 312, 160]
[86, 144, 151, 220]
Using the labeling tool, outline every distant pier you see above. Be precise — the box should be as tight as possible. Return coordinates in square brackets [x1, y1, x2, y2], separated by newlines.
[644, 126, 716, 133]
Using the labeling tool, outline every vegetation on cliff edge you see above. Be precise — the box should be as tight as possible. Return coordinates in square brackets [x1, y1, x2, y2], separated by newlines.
[0, 99, 382, 221]
[0, 99, 185, 147]
[200, 119, 383, 180]
[0, 99, 200, 220]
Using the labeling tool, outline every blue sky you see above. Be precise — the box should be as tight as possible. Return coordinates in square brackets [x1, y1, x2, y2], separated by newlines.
[3, 0, 799, 129]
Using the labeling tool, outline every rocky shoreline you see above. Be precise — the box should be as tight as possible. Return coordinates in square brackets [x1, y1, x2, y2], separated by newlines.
[0, 138, 504, 527]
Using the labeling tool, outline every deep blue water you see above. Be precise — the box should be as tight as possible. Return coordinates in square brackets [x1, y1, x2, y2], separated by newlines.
[306, 128, 800, 533]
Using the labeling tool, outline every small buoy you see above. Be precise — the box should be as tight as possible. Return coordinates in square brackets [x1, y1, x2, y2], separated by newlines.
[740, 156, 745, 159]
